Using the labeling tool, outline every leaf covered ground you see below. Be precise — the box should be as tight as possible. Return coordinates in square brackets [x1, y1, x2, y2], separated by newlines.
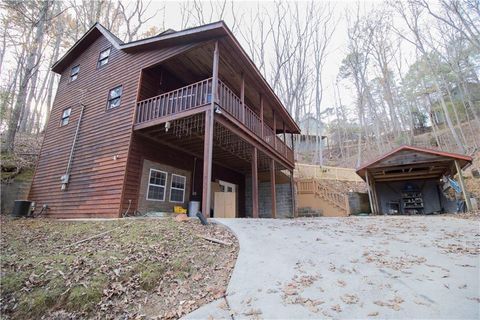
[0, 217, 238, 319]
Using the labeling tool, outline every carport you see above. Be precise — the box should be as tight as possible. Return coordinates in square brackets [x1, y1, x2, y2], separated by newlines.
[356, 146, 473, 215]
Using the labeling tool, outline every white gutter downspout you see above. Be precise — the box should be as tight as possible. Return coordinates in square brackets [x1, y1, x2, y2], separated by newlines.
[61, 104, 85, 191]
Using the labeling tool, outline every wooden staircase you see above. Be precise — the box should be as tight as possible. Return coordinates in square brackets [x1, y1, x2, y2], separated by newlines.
[296, 178, 350, 215]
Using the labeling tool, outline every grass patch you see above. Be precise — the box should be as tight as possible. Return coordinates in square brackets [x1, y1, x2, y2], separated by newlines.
[66, 281, 103, 312]
[0, 217, 238, 319]
[138, 262, 167, 291]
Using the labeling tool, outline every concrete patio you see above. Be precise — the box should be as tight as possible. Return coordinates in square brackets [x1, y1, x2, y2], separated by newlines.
[185, 216, 479, 319]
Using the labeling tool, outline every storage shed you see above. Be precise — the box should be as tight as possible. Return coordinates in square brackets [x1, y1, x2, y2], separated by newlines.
[356, 146, 473, 215]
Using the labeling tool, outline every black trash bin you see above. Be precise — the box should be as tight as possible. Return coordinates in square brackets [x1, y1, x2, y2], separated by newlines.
[11, 200, 32, 217]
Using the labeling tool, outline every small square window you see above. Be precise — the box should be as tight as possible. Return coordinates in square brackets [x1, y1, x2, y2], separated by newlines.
[107, 85, 123, 109]
[147, 169, 167, 201]
[170, 174, 186, 203]
[97, 48, 111, 68]
[60, 108, 71, 126]
[70, 65, 80, 82]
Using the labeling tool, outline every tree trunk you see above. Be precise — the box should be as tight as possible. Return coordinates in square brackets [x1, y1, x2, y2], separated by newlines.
[3, 1, 50, 152]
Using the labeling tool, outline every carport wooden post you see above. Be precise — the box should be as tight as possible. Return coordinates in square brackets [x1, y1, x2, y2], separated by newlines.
[201, 40, 219, 218]
[252, 147, 259, 218]
[370, 177, 380, 215]
[270, 159, 276, 218]
[365, 170, 375, 215]
[455, 160, 472, 211]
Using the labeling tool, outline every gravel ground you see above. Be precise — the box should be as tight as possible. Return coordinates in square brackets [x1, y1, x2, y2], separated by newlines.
[187, 216, 480, 319]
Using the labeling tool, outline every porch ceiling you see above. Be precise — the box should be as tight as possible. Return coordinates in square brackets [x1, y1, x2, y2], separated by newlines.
[136, 113, 287, 174]
[368, 160, 453, 182]
[156, 41, 292, 134]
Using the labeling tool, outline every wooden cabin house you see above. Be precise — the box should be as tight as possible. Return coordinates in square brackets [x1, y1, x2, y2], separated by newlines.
[28, 22, 300, 219]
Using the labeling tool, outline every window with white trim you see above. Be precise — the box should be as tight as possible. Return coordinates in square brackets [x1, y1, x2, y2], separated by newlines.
[60, 107, 71, 126]
[147, 169, 167, 201]
[107, 85, 122, 109]
[97, 47, 111, 68]
[170, 174, 186, 203]
[70, 65, 80, 82]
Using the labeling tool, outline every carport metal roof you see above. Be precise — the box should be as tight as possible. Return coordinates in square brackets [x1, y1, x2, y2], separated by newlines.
[356, 145, 472, 183]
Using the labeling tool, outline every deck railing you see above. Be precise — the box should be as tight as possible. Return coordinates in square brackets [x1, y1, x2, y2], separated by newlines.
[294, 163, 364, 182]
[135, 78, 294, 163]
[136, 78, 212, 124]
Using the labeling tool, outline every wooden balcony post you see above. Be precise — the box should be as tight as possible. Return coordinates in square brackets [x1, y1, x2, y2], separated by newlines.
[283, 121, 287, 157]
[260, 94, 264, 138]
[252, 147, 259, 218]
[270, 159, 276, 219]
[273, 110, 276, 149]
[291, 133, 295, 161]
[201, 41, 219, 218]
[241, 73, 245, 123]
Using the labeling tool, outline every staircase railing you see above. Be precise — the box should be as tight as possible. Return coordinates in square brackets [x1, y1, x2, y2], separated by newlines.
[296, 178, 350, 214]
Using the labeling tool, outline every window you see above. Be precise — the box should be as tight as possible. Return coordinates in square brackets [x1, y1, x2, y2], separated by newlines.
[70, 65, 80, 82]
[170, 174, 186, 203]
[147, 169, 167, 201]
[97, 47, 111, 68]
[60, 108, 71, 126]
[107, 85, 122, 109]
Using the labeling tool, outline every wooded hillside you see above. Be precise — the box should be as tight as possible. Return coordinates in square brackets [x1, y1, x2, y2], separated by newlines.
[1, 0, 478, 168]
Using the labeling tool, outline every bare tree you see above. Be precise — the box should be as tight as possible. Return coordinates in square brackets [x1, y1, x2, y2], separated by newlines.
[119, 0, 159, 42]
[391, 0, 465, 153]
[3, 0, 53, 152]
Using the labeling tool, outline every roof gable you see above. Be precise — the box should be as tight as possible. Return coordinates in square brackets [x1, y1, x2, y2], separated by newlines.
[51, 23, 122, 73]
[51, 21, 300, 133]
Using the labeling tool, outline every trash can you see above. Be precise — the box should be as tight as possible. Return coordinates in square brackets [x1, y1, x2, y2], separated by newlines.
[188, 201, 200, 217]
[11, 200, 32, 218]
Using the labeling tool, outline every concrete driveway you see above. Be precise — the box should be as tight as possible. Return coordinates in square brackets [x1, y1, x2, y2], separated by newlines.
[185, 217, 480, 319]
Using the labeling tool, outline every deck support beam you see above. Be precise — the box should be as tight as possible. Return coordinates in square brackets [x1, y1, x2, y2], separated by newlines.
[201, 41, 219, 218]
[270, 159, 276, 219]
[455, 160, 472, 211]
[252, 147, 259, 218]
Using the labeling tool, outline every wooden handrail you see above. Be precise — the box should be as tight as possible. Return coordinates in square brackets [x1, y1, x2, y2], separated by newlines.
[135, 78, 294, 164]
[218, 79, 293, 163]
[296, 178, 349, 213]
[136, 78, 212, 124]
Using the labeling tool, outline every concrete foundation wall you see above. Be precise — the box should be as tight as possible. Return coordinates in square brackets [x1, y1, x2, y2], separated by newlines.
[348, 192, 371, 214]
[376, 179, 456, 214]
[245, 177, 293, 218]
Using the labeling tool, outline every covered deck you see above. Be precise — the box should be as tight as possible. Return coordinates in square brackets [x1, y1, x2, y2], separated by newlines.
[132, 39, 299, 218]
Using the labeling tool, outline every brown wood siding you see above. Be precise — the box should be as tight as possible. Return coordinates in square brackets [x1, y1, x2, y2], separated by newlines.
[28, 34, 202, 218]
